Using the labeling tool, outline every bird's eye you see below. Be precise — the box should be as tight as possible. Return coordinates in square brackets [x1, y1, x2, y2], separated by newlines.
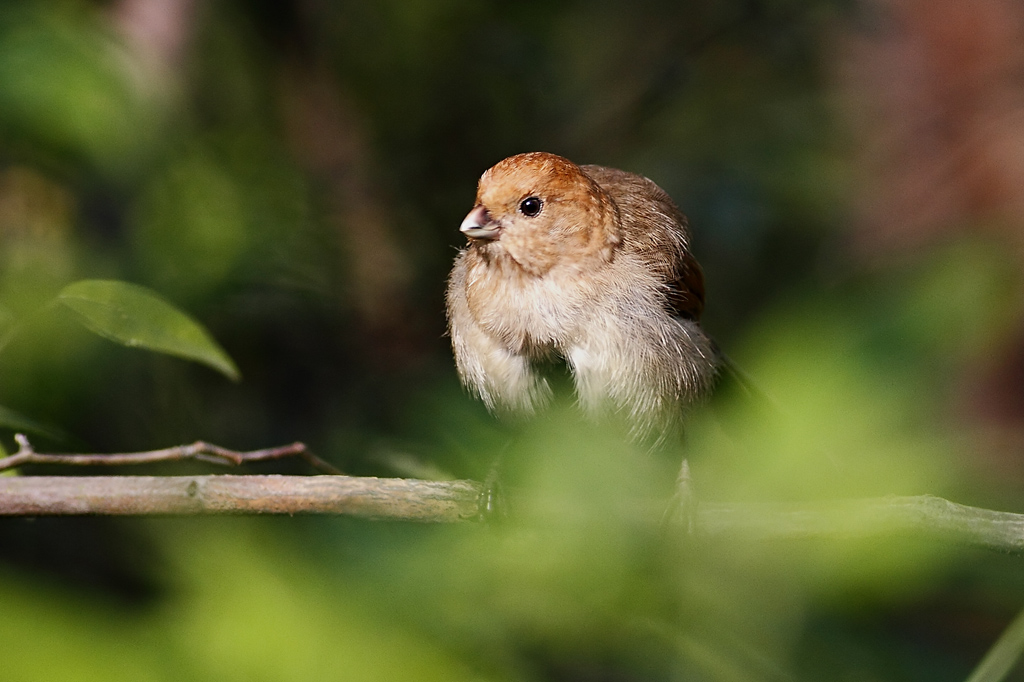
[519, 196, 543, 217]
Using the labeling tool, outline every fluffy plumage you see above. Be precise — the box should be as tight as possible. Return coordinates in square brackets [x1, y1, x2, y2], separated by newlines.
[446, 152, 716, 436]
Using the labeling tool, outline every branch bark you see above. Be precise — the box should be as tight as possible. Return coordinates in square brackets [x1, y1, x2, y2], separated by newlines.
[0, 475, 483, 521]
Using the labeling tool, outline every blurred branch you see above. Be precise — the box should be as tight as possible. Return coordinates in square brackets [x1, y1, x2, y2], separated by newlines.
[697, 496, 1024, 552]
[0, 434, 342, 475]
[110, 0, 196, 92]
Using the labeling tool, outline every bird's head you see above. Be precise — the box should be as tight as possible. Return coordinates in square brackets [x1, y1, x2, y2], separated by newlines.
[460, 152, 621, 276]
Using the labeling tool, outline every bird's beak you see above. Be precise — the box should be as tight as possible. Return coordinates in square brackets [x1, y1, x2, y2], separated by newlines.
[460, 205, 501, 240]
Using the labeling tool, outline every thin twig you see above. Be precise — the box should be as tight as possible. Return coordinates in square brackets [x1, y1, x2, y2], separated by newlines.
[0, 434, 343, 475]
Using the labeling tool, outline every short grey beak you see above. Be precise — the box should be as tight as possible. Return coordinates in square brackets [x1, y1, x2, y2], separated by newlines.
[460, 205, 501, 240]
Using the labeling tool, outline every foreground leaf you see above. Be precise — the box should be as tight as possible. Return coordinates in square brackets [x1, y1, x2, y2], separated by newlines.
[965, 606, 1024, 682]
[57, 280, 240, 381]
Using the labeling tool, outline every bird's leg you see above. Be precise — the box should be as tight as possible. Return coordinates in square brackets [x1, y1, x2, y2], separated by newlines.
[662, 458, 696, 534]
[477, 446, 509, 523]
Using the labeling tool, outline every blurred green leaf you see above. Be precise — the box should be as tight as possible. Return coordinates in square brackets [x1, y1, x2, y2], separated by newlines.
[56, 280, 240, 381]
[133, 150, 250, 299]
[0, 403, 64, 441]
[897, 240, 1022, 359]
[0, 523, 490, 682]
[0, 6, 155, 170]
[965, 606, 1024, 682]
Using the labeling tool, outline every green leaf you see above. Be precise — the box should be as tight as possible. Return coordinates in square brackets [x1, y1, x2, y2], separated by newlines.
[57, 280, 240, 381]
[0, 404, 65, 441]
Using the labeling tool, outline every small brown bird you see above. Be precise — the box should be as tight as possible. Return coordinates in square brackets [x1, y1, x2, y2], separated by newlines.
[446, 152, 717, 437]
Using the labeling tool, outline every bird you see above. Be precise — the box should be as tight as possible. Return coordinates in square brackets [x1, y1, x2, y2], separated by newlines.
[446, 152, 717, 439]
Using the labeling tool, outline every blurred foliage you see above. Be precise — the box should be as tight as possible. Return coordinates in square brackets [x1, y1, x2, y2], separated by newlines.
[1, 0, 1024, 681]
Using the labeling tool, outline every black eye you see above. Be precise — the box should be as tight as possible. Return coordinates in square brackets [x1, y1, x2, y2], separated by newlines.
[519, 196, 543, 217]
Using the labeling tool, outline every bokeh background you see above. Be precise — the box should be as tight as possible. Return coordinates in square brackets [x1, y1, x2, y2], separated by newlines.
[5, 0, 1024, 680]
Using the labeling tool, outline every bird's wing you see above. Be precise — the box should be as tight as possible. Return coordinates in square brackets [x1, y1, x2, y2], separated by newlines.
[666, 250, 705, 321]
[580, 163, 705, 320]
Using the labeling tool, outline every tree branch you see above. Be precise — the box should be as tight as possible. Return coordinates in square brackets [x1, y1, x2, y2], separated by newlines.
[1, 472, 1023, 552]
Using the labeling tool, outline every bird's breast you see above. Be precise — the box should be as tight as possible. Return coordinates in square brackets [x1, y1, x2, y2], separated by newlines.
[464, 253, 591, 355]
